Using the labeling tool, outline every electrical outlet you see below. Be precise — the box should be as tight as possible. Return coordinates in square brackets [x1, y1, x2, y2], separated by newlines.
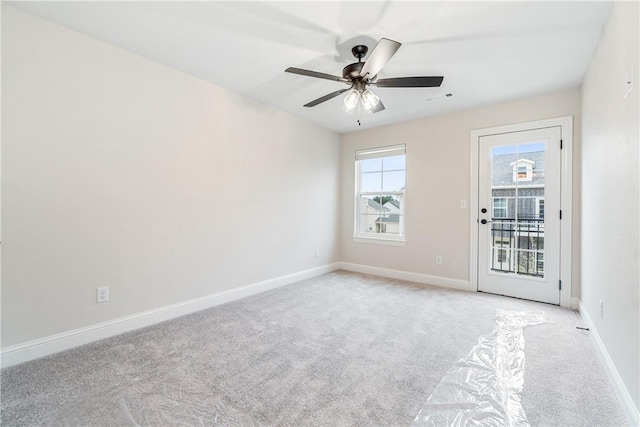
[599, 300, 604, 319]
[315, 248, 320, 258]
[435, 256, 443, 265]
[97, 287, 109, 303]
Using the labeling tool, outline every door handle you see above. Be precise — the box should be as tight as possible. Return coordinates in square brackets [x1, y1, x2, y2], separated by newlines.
[480, 219, 493, 224]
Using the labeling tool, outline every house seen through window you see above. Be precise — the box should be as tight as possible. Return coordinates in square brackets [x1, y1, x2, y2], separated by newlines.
[354, 145, 405, 241]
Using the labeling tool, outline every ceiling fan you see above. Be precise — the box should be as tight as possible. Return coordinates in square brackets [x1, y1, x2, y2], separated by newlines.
[285, 38, 444, 114]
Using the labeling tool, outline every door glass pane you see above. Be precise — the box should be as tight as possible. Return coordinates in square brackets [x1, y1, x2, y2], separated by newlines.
[490, 142, 546, 278]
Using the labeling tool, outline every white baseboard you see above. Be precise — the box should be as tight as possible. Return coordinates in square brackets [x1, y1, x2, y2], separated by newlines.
[0, 263, 339, 369]
[578, 300, 640, 426]
[571, 296, 580, 311]
[337, 262, 470, 291]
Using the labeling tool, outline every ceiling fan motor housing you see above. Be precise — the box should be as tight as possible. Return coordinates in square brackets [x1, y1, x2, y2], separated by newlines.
[342, 45, 369, 80]
[343, 62, 364, 80]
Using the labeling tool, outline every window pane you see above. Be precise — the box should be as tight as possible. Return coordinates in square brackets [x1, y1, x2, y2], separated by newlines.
[360, 196, 384, 215]
[492, 196, 513, 218]
[517, 197, 536, 219]
[517, 250, 543, 277]
[491, 147, 517, 187]
[361, 158, 382, 173]
[361, 172, 382, 193]
[359, 214, 381, 233]
[538, 200, 545, 219]
[377, 213, 402, 235]
[519, 141, 546, 154]
[532, 169, 545, 182]
[492, 248, 513, 272]
[383, 155, 405, 171]
[382, 170, 405, 192]
[381, 195, 402, 212]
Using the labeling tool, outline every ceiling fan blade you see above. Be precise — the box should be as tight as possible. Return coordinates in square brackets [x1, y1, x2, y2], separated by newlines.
[285, 67, 349, 83]
[304, 89, 349, 107]
[373, 76, 444, 88]
[371, 99, 385, 113]
[359, 38, 401, 81]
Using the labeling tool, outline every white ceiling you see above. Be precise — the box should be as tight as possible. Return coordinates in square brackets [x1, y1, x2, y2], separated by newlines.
[10, 1, 611, 134]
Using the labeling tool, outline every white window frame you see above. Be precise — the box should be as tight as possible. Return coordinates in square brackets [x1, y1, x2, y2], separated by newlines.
[492, 197, 508, 218]
[353, 144, 406, 245]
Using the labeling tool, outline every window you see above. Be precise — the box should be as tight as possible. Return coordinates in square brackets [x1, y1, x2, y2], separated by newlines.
[517, 165, 527, 179]
[536, 198, 545, 219]
[354, 145, 405, 242]
[511, 159, 534, 182]
[536, 252, 545, 274]
[492, 198, 508, 218]
[498, 238, 511, 246]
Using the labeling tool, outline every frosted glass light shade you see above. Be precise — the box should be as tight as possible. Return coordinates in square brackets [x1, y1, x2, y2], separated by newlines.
[343, 89, 360, 110]
[361, 89, 380, 111]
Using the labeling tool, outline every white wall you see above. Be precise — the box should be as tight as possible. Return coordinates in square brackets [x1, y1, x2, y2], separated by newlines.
[4, 8, 636, 414]
[341, 88, 581, 294]
[1, 5, 341, 348]
[581, 0, 639, 411]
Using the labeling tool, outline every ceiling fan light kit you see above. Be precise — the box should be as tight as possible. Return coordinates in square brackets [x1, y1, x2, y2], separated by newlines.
[360, 89, 380, 110]
[285, 37, 444, 118]
[342, 79, 381, 112]
[343, 88, 360, 110]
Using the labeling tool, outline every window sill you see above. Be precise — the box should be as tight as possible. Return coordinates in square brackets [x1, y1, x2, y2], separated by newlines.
[352, 236, 406, 246]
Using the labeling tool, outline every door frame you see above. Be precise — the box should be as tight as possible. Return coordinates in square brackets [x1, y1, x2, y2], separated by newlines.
[470, 116, 573, 308]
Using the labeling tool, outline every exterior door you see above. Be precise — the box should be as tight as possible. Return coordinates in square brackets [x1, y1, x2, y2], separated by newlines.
[477, 126, 562, 304]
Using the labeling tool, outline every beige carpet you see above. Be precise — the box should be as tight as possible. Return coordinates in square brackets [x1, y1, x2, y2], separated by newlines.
[1, 271, 629, 426]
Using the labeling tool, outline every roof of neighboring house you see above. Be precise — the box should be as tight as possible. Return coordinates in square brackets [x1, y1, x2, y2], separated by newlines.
[383, 200, 400, 209]
[375, 214, 400, 223]
[492, 151, 545, 186]
[367, 199, 390, 212]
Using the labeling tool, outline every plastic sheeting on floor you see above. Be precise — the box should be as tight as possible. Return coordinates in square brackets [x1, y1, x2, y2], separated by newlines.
[413, 309, 550, 427]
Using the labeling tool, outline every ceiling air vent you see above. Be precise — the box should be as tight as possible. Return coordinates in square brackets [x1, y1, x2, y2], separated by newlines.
[425, 93, 454, 102]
